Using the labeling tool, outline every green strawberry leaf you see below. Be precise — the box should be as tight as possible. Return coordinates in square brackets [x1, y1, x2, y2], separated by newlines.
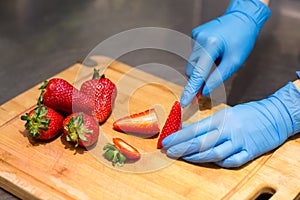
[66, 112, 94, 146]
[37, 81, 49, 106]
[78, 133, 88, 142]
[20, 105, 50, 138]
[103, 143, 127, 167]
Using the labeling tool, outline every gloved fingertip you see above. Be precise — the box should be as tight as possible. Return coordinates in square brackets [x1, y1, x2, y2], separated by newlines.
[186, 63, 194, 76]
[166, 148, 180, 159]
[179, 97, 188, 108]
[180, 92, 193, 108]
[181, 123, 189, 129]
[162, 133, 176, 147]
[202, 86, 210, 96]
[214, 161, 228, 168]
[161, 137, 170, 147]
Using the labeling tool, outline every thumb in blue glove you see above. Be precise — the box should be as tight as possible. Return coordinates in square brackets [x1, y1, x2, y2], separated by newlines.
[163, 82, 300, 168]
[181, 0, 271, 108]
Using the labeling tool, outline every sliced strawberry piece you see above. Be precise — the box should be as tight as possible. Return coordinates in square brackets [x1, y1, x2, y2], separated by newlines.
[113, 108, 160, 136]
[112, 138, 141, 160]
[103, 138, 141, 166]
[157, 101, 182, 149]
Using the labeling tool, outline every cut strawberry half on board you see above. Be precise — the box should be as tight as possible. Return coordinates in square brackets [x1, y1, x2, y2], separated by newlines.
[113, 108, 160, 136]
[103, 138, 140, 166]
[113, 138, 141, 160]
[157, 101, 182, 149]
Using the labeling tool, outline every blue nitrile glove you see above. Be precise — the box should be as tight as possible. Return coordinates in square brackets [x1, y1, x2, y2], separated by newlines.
[163, 82, 300, 168]
[181, 0, 271, 107]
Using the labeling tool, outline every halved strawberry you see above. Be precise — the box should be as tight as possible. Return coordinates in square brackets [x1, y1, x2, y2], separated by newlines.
[157, 101, 182, 149]
[103, 138, 140, 166]
[63, 112, 99, 148]
[113, 138, 141, 159]
[21, 105, 64, 140]
[113, 108, 160, 136]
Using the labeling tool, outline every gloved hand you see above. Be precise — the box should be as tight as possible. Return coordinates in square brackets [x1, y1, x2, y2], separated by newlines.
[163, 82, 300, 168]
[181, 0, 271, 107]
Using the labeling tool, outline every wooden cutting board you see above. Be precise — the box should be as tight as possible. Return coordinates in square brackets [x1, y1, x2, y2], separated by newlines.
[0, 56, 300, 200]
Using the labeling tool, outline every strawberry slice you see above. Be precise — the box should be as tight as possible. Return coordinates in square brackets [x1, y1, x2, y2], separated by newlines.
[113, 108, 160, 136]
[103, 138, 140, 166]
[113, 138, 141, 160]
[157, 101, 182, 149]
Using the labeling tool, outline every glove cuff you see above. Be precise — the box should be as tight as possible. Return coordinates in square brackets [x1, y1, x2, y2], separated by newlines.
[226, 0, 271, 30]
[271, 82, 300, 137]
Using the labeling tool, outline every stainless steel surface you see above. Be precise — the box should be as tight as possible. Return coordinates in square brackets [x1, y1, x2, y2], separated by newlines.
[0, 0, 299, 198]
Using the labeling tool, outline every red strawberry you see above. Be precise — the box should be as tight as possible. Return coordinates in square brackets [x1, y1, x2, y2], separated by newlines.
[63, 112, 99, 148]
[39, 78, 94, 114]
[103, 138, 140, 166]
[157, 101, 182, 149]
[80, 68, 117, 123]
[21, 105, 64, 140]
[112, 138, 140, 159]
[113, 108, 160, 136]
[196, 84, 204, 99]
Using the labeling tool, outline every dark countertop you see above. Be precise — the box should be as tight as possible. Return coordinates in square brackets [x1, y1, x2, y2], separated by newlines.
[1, 0, 299, 199]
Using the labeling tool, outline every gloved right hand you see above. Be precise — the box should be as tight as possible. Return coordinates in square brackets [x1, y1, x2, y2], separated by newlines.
[164, 82, 300, 168]
[181, 0, 271, 108]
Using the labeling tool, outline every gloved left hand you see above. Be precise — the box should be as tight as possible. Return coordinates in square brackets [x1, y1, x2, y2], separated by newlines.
[162, 82, 300, 168]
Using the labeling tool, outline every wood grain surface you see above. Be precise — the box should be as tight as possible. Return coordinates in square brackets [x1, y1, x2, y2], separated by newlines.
[0, 56, 299, 200]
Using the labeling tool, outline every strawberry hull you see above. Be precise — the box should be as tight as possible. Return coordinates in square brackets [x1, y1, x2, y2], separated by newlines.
[21, 106, 64, 140]
[63, 112, 99, 148]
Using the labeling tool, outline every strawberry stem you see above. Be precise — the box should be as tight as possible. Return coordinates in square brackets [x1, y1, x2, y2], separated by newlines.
[103, 143, 127, 166]
[37, 80, 49, 106]
[92, 68, 105, 80]
[66, 113, 93, 147]
[21, 106, 50, 139]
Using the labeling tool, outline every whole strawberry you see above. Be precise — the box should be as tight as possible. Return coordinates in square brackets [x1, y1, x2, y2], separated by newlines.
[39, 78, 94, 115]
[80, 68, 117, 123]
[63, 112, 99, 148]
[157, 101, 182, 149]
[21, 105, 64, 140]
